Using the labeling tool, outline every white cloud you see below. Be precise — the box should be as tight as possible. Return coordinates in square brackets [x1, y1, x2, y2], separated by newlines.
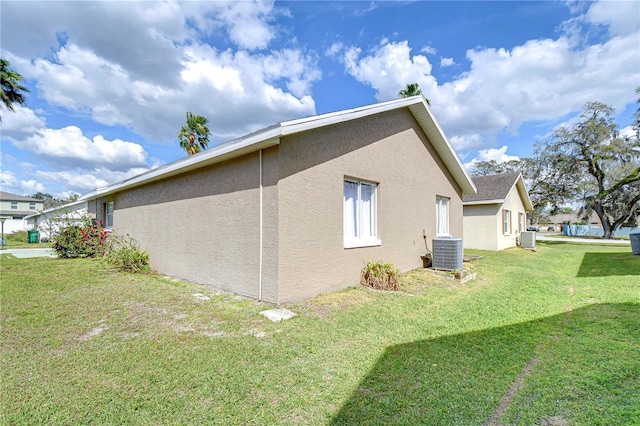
[15, 126, 148, 171]
[13, 37, 319, 146]
[35, 168, 151, 191]
[340, 1, 639, 154]
[586, 0, 640, 36]
[0, 170, 46, 195]
[463, 146, 520, 171]
[420, 46, 437, 55]
[326, 42, 344, 57]
[2, 108, 152, 195]
[449, 134, 487, 152]
[1, 106, 47, 138]
[344, 40, 437, 102]
[213, 0, 278, 50]
[619, 125, 638, 140]
[1, 0, 322, 196]
[440, 57, 455, 67]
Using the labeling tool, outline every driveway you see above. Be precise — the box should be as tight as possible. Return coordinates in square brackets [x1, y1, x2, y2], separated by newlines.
[0, 248, 57, 258]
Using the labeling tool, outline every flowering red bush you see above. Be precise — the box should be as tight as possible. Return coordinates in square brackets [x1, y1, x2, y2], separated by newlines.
[52, 221, 109, 258]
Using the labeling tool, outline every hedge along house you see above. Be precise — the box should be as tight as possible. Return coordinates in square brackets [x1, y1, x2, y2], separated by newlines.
[80, 96, 476, 303]
[462, 172, 533, 251]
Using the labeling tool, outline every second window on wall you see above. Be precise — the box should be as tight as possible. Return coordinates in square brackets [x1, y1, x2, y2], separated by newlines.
[105, 202, 114, 228]
[503, 209, 512, 234]
[344, 179, 379, 247]
[436, 196, 450, 236]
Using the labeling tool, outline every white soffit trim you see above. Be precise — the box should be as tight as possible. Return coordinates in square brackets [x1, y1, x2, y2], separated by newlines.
[463, 199, 505, 206]
[407, 99, 477, 195]
[515, 174, 534, 211]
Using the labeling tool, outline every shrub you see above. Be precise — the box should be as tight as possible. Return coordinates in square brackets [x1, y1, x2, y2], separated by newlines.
[360, 260, 400, 291]
[6, 231, 28, 243]
[52, 220, 108, 258]
[103, 233, 149, 273]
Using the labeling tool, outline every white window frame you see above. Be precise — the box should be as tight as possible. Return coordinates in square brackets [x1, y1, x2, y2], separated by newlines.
[436, 196, 450, 236]
[503, 209, 511, 235]
[29, 202, 36, 210]
[518, 212, 525, 232]
[343, 178, 381, 248]
[10, 201, 17, 210]
[105, 202, 114, 229]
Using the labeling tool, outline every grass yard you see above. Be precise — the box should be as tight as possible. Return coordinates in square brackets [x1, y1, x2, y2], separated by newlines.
[1, 242, 639, 425]
[0, 230, 52, 250]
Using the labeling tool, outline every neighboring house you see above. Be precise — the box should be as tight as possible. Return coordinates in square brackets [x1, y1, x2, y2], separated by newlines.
[463, 172, 533, 251]
[0, 191, 44, 234]
[24, 200, 89, 240]
[80, 96, 477, 303]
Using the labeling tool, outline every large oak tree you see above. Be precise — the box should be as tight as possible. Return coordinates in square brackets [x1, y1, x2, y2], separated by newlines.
[539, 100, 640, 238]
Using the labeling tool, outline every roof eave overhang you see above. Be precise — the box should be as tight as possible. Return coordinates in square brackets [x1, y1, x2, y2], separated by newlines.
[81, 134, 281, 201]
[407, 99, 477, 195]
[463, 199, 504, 206]
[81, 96, 477, 200]
[515, 175, 534, 211]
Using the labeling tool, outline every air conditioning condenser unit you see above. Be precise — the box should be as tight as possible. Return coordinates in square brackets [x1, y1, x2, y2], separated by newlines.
[432, 236, 463, 270]
[521, 231, 536, 249]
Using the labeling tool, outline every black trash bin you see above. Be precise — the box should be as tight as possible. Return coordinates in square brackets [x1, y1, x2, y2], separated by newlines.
[630, 228, 640, 256]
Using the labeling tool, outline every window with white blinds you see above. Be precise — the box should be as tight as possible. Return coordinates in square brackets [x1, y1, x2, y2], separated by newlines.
[344, 179, 380, 248]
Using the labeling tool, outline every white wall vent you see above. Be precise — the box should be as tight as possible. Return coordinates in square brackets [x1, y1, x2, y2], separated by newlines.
[432, 236, 463, 270]
[521, 231, 536, 249]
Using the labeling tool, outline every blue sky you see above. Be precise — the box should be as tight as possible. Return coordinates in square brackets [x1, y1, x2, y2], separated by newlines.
[1, 0, 638, 197]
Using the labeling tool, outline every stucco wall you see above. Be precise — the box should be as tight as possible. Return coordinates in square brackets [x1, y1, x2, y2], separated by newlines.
[496, 186, 527, 251]
[96, 107, 465, 304]
[102, 152, 279, 301]
[463, 186, 527, 251]
[463, 204, 500, 251]
[275, 108, 463, 302]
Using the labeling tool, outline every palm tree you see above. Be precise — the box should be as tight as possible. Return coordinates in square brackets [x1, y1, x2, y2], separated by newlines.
[178, 112, 211, 156]
[1, 58, 30, 122]
[399, 82, 430, 105]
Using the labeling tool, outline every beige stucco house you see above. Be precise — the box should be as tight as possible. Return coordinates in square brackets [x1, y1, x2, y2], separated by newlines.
[81, 96, 476, 303]
[463, 172, 533, 251]
[0, 191, 44, 234]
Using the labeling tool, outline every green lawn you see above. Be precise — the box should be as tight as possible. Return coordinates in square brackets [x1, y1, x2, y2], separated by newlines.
[1, 243, 638, 425]
[0, 230, 52, 250]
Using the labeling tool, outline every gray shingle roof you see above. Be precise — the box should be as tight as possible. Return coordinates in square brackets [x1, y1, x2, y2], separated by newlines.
[463, 172, 520, 203]
[0, 191, 42, 202]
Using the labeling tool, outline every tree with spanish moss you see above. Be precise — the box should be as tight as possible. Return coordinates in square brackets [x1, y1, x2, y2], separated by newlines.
[178, 112, 211, 156]
[538, 99, 640, 238]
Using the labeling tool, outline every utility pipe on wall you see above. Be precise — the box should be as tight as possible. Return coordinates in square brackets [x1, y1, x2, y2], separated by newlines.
[258, 149, 263, 301]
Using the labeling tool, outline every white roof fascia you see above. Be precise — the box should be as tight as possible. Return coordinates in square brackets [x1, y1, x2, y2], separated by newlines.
[463, 199, 505, 206]
[81, 96, 476, 200]
[514, 174, 534, 211]
[407, 99, 477, 195]
[280, 96, 419, 132]
[80, 133, 281, 201]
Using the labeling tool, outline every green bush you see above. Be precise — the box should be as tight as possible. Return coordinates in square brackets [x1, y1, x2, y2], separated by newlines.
[360, 260, 400, 291]
[6, 231, 28, 243]
[52, 221, 108, 258]
[103, 233, 149, 273]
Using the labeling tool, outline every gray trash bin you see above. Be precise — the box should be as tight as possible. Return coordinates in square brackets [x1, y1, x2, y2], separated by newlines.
[630, 228, 640, 256]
